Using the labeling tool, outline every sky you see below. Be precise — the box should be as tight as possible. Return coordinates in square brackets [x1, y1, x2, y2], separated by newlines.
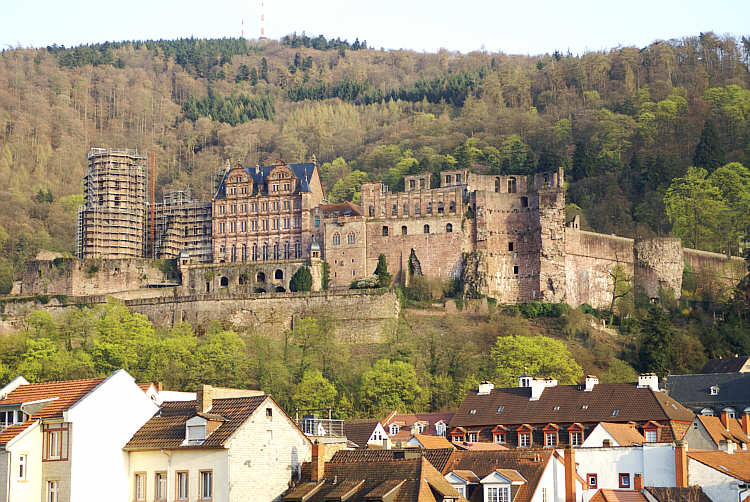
[2, 0, 748, 55]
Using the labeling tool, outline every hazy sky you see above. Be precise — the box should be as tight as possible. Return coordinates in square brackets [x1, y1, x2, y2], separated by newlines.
[2, 0, 748, 55]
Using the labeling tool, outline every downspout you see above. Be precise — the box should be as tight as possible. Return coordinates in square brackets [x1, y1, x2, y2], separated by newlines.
[161, 449, 172, 502]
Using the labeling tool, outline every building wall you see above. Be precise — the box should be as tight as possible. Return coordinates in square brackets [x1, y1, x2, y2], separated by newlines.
[687, 456, 738, 502]
[0, 422, 42, 502]
[580, 426, 621, 448]
[42, 442, 71, 502]
[322, 219, 367, 288]
[225, 397, 312, 502]
[66, 369, 159, 502]
[532, 455, 583, 502]
[179, 261, 316, 295]
[682, 421, 717, 451]
[571, 444, 676, 502]
[128, 449, 229, 502]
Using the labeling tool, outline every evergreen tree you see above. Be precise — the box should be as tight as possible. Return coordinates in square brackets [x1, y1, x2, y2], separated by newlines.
[374, 254, 391, 287]
[693, 121, 725, 172]
[289, 267, 312, 292]
[638, 306, 675, 377]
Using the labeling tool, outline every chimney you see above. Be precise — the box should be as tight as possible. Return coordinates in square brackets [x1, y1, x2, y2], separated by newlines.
[674, 440, 687, 488]
[633, 473, 643, 491]
[564, 446, 576, 502]
[742, 409, 750, 436]
[584, 375, 598, 392]
[156, 382, 163, 392]
[720, 410, 730, 429]
[719, 439, 736, 454]
[637, 373, 659, 392]
[478, 381, 494, 395]
[196, 384, 214, 413]
[311, 442, 325, 481]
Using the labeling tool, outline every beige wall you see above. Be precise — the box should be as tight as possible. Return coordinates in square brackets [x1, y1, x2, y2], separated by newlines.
[1, 423, 43, 502]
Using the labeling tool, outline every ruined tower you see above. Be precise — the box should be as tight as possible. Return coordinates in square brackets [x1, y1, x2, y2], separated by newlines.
[77, 148, 147, 259]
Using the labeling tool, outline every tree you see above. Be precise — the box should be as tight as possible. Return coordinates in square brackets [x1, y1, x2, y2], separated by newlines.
[599, 358, 638, 383]
[290, 267, 312, 292]
[693, 121, 725, 172]
[638, 306, 674, 377]
[292, 369, 337, 411]
[359, 359, 422, 415]
[374, 254, 391, 287]
[609, 262, 633, 324]
[489, 335, 583, 387]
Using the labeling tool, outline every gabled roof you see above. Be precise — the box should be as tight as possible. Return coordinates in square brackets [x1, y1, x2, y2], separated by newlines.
[0, 377, 105, 419]
[452, 441, 508, 451]
[590, 490, 648, 502]
[598, 422, 646, 446]
[383, 412, 456, 436]
[343, 419, 381, 448]
[412, 434, 454, 450]
[687, 450, 750, 481]
[664, 372, 750, 408]
[700, 356, 750, 373]
[214, 162, 316, 199]
[442, 450, 553, 502]
[318, 201, 363, 217]
[288, 457, 460, 502]
[124, 395, 267, 450]
[451, 383, 694, 428]
[644, 487, 712, 502]
[449, 470, 480, 484]
[0, 421, 36, 446]
[330, 448, 456, 474]
[695, 415, 750, 446]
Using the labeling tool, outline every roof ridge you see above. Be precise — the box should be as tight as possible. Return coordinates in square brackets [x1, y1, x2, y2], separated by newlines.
[15, 376, 104, 387]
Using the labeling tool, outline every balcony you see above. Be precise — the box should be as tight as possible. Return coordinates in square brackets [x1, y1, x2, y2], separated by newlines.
[295, 416, 345, 438]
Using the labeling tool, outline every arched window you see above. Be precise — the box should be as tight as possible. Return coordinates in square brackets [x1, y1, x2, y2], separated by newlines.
[437, 202, 444, 214]
[252, 243, 258, 261]
[449, 201, 456, 213]
[495, 177, 501, 193]
[220, 277, 229, 287]
[446, 223, 453, 233]
[368, 206, 375, 217]
[241, 244, 247, 261]
[273, 242, 280, 260]
[230, 245, 237, 262]
[382, 226, 389, 237]
[275, 269, 283, 280]
[424, 224, 430, 234]
[262, 243, 269, 260]
[257, 271, 266, 282]
[284, 241, 291, 259]
[294, 241, 301, 258]
[508, 177, 517, 193]
[347, 232, 356, 244]
[402, 226, 407, 235]
[333, 233, 341, 246]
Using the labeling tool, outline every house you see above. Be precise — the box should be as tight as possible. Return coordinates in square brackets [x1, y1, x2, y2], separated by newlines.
[581, 423, 646, 447]
[124, 384, 312, 502]
[686, 448, 750, 502]
[441, 448, 585, 502]
[682, 414, 750, 450]
[700, 356, 750, 373]
[284, 444, 461, 502]
[343, 419, 389, 449]
[663, 372, 750, 417]
[450, 375, 694, 449]
[589, 473, 648, 502]
[382, 411, 455, 443]
[0, 370, 159, 502]
[407, 434, 456, 450]
[571, 442, 682, 501]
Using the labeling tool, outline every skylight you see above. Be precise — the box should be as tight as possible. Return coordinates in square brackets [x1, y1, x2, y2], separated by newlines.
[611, 409, 619, 416]
[581, 404, 589, 410]
[469, 409, 477, 415]
[497, 406, 505, 413]
[553, 405, 560, 411]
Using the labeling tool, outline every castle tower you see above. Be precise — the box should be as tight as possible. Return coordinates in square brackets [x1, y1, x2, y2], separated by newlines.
[77, 148, 147, 259]
[633, 237, 683, 301]
[535, 167, 567, 303]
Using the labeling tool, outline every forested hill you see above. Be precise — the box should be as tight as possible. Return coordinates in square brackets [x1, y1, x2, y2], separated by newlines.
[1, 34, 750, 291]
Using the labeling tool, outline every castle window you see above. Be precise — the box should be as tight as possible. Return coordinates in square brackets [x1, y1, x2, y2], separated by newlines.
[273, 243, 280, 260]
[426, 202, 432, 214]
[415, 203, 421, 215]
[368, 206, 375, 217]
[275, 269, 283, 280]
[241, 221, 247, 233]
[409, 180, 416, 190]
[220, 277, 229, 287]
[284, 241, 290, 259]
[495, 177, 501, 193]
[252, 244, 258, 261]
[241, 244, 247, 261]
[445, 175, 452, 184]
[392, 204, 398, 216]
[456, 174, 462, 183]
[402, 226, 407, 235]
[314, 215, 320, 227]
[449, 201, 456, 213]
[420, 179, 425, 189]
[347, 233, 356, 245]
[710, 386, 719, 396]
[239, 273, 247, 285]
[220, 205, 226, 214]
[294, 199, 301, 209]
[520, 196, 528, 208]
[382, 226, 389, 237]
[333, 233, 341, 246]
[262, 244, 269, 260]
[284, 200, 290, 210]
[424, 224, 430, 234]
[257, 271, 266, 282]
[509, 242, 514, 251]
[231, 245, 237, 262]
[513, 266, 519, 275]
[508, 177, 517, 193]
[251, 203, 257, 212]
[294, 241, 301, 258]
[438, 202, 444, 214]
[446, 223, 453, 233]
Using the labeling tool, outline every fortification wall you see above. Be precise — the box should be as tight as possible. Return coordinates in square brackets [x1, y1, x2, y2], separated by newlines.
[0, 290, 399, 342]
[683, 248, 746, 287]
[323, 219, 368, 288]
[20, 258, 173, 296]
[365, 216, 466, 286]
[179, 260, 316, 295]
[564, 229, 635, 308]
[634, 238, 683, 299]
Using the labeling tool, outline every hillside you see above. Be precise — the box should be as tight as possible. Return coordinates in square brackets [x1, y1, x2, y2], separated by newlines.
[1, 34, 750, 292]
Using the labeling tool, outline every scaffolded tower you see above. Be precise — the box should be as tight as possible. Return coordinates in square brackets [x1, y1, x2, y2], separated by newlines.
[153, 190, 213, 263]
[77, 148, 147, 259]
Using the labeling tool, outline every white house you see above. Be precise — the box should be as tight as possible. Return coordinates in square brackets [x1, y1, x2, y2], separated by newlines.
[687, 447, 750, 502]
[581, 422, 646, 448]
[0, 369, 159, 502]
[125, 384, 312, 502]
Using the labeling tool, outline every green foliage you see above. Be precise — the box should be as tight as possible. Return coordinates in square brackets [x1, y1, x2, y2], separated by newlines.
[693, 121, 725, 172]
[599, 358, 638, 383]
[321, 262, 330, 290]
[359, 359, 422, 415]
[182, 92, 274, 124]
[282, 33, 367, 51]
[516, 302, 566, 319]
[638, 306, 675, 377]
[374, 254, 391, 288]
[328, 170, 368, 203]
[289, 267, 312, 292]
[293, 369, 337, 411]
[489, 335, 583, 387]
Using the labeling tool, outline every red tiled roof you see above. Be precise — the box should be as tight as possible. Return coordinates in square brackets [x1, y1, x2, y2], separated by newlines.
[590, 489, 648, 502]
[695, 415, 750, 446]
[343, 420, 381, 448]
[125, 395, 268, 450]
[687, 451, 750, 481]
[413, 434, 454, 449]
[0, 420, 36, 445]
[451, 383, 694, 428]
[453, 441, 509, 451]
[0, 377, 104, 419]
[384, 412, 455, 436]
[330, 448, 456, 474]
[598, 422, 646, 446]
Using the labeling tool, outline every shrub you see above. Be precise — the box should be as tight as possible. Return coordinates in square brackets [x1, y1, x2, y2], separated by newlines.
[517, 301, 565, 319]
[289, 267, 312, 292]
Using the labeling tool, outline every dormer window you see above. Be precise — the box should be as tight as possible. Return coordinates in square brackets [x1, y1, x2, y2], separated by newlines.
[710, 385, 719, 396]
[389, 424, 400, 435]
[435, 422, 446, 437]
[469, 409, 477, 415]
[415, 422, 424, 434]
[185, 416, 208, 445]
[497, 406, 504, 413]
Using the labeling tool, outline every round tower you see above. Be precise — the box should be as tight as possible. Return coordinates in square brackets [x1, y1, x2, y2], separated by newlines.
[633, 238, 683, 301]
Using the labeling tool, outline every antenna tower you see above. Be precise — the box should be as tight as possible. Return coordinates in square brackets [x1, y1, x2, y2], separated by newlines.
[259, 0, 265, 38]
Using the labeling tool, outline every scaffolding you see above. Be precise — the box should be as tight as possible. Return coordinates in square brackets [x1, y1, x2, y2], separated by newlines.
[152, 190, 213, 263]
[78, 148, 147, 259]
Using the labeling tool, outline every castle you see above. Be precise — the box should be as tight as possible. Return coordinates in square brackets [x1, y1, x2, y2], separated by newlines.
[22, 148, 746, 307]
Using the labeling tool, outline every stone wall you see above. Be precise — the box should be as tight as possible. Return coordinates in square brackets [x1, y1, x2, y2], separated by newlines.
[683, 248, 746, 290]
[179, 260, 319, 295]
[634, 238, 684, 300]
[1, 290, 400, 342]
[20, 258, 174, 296]
[565, 229, 635, 308]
